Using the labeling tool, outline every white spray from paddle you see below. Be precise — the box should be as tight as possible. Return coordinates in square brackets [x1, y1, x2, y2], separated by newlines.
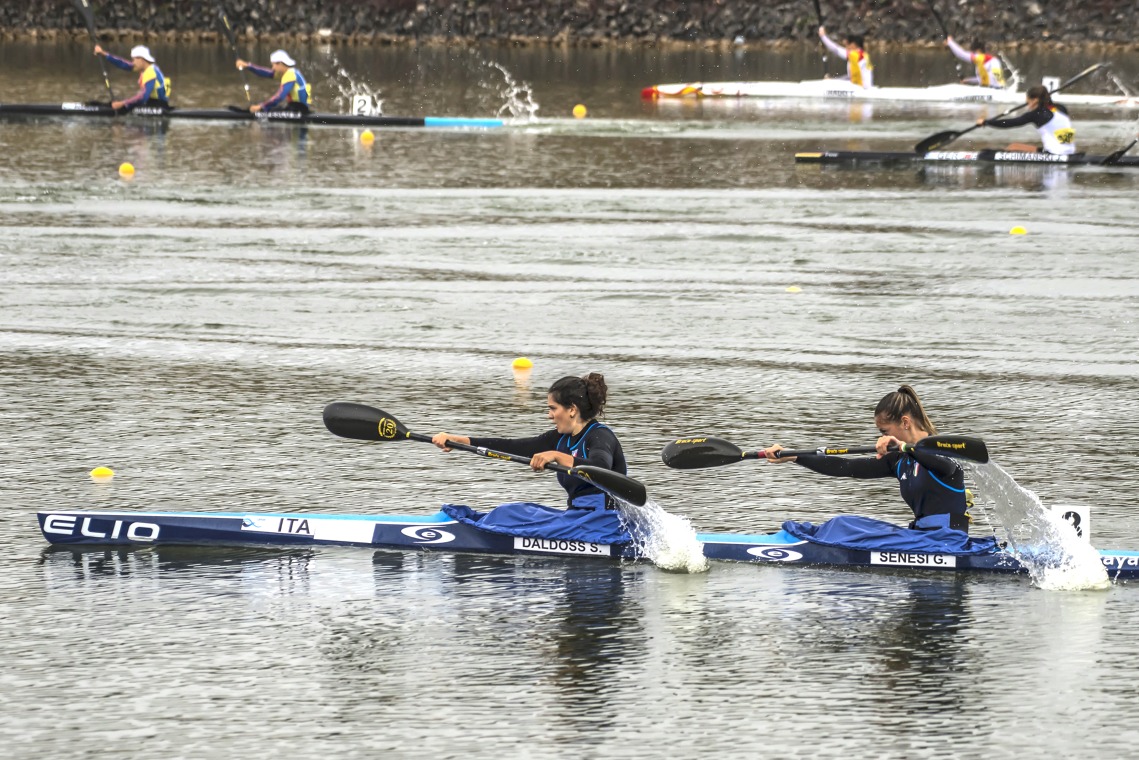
[968, 462, 1109, 591]
[482, 61, 540, 122]
[619, 499, 709, 574]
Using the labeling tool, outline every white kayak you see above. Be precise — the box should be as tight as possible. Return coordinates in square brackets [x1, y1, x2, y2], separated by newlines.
[641, 79, 1139, 108]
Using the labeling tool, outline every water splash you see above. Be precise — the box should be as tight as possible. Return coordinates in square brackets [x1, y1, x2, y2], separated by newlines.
[998, 51, 1023, 92]
[483, 61, 540, 122]
[620, 499, 709, 574]
[309, 53, 385, 116]
[1106, 72, 1137, 98]
[969, 462, 1109, 591]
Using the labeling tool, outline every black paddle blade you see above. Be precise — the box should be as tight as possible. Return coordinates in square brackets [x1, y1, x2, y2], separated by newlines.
[661, 436, 745, 469]
[916, 435, 989, 463]
[914, 130, 960, 154]
[1102, 139, 1138, 166]
[323, 402, 409, 442]
[570, 465, 648, 507]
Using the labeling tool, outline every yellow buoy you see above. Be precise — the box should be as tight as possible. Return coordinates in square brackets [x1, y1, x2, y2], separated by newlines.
[89, 466, 115, 481]
[572, 104, 587, 119]
[1009, 226, 1027, 235]
[360, 129, 375, 145]
[785, 285, 802, 293]
[511, 357, 534, 370]
[118, 162, 135, 178]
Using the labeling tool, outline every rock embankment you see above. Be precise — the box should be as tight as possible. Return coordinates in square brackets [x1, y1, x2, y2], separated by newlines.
[3, 1, 1137, 48]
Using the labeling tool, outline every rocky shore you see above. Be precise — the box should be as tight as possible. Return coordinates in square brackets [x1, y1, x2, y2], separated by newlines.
[3, 1, 1138, 49]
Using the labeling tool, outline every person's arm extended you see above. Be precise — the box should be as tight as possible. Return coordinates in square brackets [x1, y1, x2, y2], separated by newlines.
[244, 63, 275, 78]
[946, 37, 972, 63]
[794, 453, 895, 479]
[102, 52, 134, 71]
[468, 430, 560, 460]
[985, 111, 1044, 129]
[819, 30, 847, 59]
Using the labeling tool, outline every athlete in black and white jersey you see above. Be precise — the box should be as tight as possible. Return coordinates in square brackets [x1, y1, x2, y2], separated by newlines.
[976, 85, 1076, 155]
[431, 373, 627, 510]
[763, 386, 971, 532]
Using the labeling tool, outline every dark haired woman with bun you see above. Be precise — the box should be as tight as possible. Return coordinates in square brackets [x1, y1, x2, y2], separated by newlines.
[431, 372, 627, 510]
[762, 385, 970, 532]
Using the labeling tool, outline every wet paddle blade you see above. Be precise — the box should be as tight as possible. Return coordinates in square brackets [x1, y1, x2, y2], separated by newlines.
[570, 465, 648, 507]
[1102, 139, 1137, 166]
[661, 436, 746, 469]
[915, 129, 962, 154]
[915, 435, 989, 463]
[323, 402, 409, 442]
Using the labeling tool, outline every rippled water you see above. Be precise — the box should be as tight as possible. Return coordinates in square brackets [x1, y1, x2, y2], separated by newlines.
[2, 42, 1139, 757]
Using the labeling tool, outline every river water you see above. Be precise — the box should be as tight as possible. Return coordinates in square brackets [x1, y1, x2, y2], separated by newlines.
[2, 41, 1139, 757]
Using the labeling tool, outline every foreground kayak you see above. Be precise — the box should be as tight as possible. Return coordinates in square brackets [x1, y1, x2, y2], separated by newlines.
[641, 79, 1139, 108]
[0, 102, 504, 129]
[795, 149, 1139, 168]
[37, 509, 1139, 580]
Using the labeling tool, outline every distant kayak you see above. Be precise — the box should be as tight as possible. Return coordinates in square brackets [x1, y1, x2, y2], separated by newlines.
[641, 79, 1139, 108]
[0, 102, 505, 128]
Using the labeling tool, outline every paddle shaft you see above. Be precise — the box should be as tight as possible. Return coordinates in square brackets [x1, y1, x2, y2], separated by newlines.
[928, 3, 950, 38]
[812, 0, 827, 77]
[916, 62, 1106, 153]
[422, 432, 574, 470]
[73, 0, 115, 102]
[216, 4, 252, 102]
[927, 3, 961, 75]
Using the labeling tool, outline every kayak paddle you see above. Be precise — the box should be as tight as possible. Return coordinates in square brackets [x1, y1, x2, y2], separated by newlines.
[914, 62, 1107, 154]
[1102, 136, 1138, 166]
[928, 2, 951, 38]
[927, 3, 961, 77]
[323, 402, 648, 507]
[73, 0, 115, 103]
[661, 434, 989, 469]
[811, 0, 827, 78]
[216, 3, 252, 104]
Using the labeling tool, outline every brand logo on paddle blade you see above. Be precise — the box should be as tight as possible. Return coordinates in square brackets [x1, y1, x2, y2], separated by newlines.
[377, 417, 398, 439]
[400, 526, 455, 544]
[673, 438, 708, 445]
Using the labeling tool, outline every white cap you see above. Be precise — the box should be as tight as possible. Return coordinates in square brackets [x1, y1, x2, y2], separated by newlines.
[269, 50, 295, 66]
[129, 45, 155, 63]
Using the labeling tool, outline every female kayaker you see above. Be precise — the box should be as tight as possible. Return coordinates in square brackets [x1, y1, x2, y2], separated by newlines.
[762, 385, 970, 532]
[818, 27, 874, 89]
[431, 372, 627, 510]
[975, 85, 1076, 155]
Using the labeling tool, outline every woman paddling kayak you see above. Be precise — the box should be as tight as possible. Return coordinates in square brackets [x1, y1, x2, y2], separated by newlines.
[432, 372, 628, 511]
[763, 385, 971, 532]
[975, 85, 1076, 155]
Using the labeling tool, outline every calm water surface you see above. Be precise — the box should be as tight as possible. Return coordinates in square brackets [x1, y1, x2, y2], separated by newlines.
[2, 42, 1138, 758]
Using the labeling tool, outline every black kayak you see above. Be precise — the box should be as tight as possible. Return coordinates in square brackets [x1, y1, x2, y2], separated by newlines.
[0, 102, 504, 129]
[796, 149, 1139, 167]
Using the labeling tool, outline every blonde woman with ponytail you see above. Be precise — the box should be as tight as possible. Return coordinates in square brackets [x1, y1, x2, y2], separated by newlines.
[763, 386, 970, 532]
